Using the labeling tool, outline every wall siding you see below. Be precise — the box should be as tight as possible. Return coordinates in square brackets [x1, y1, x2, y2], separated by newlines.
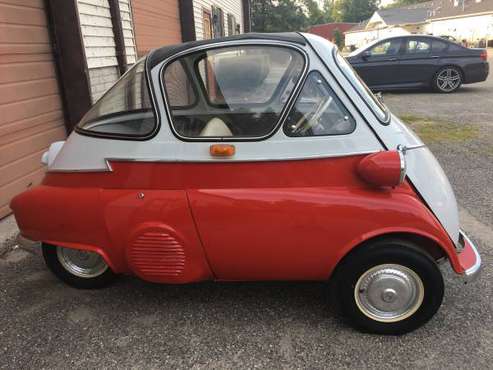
[193, 0, 243, 41]
[120, 0, 137, 65]
[0, 0, 66, 218]
[77, 0, 120, 102]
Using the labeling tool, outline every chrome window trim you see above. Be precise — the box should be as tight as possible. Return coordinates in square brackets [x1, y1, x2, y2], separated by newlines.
[156, 40, 310, 142]
[332, 48, 391, 125]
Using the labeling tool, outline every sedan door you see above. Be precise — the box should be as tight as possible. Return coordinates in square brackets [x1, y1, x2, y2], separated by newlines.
[396, 38, 442, 87]
[350, 38, 403, 88]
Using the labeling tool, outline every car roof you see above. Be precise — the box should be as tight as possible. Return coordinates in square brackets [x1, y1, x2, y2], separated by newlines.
[147, 32, 307, 68]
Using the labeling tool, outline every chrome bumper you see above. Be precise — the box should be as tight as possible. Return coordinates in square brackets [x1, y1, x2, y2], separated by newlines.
[459, 231, 482, 283]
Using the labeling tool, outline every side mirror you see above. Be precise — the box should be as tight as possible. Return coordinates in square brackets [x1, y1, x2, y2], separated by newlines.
[357, 150, 406, 188]
[362, 50, 371, 60]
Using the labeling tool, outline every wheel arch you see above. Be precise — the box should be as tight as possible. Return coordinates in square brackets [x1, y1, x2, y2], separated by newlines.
[329, 230, 457, 281]
[432, 64, 464, 86]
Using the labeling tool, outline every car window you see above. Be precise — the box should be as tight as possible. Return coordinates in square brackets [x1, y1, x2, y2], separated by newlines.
[163, 60, 197, 108]
[406, 39, 431, 54]
[77, 59, 156, 138]
[432, 40, 448, 53]
[369, 39, 401, 56]
[162, 45, 305, 139]
[284, 72, 355, 137]
[334, 51, 389, 123]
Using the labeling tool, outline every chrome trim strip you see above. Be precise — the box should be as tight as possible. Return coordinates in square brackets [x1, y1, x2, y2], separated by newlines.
[46, 149, 380, 173]
[461, 231, 482, 278]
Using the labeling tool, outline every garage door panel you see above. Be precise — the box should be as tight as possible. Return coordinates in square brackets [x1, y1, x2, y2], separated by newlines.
[0, 116, 64, 146]
[2, 94, 62, 125]
[0, 24, 50, 44]
[0, 125, 66, 167]
[0, 1, 66, 218]
[0, 3, 47, 26]
[0, 149, 46, 187]
[0, 78, 59, 105]
[0, 61, 56, 84]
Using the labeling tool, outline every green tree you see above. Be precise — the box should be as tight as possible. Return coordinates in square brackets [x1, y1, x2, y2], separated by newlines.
[251, 0, 308, 32]
[385, 0, 429, 8]
[332, 0, 378, 23]
[302, 0, 333, 25]
[333, 28, 344, 49]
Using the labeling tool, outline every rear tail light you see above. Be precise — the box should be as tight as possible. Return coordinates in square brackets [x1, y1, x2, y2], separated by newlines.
[480, 50, 487, 61]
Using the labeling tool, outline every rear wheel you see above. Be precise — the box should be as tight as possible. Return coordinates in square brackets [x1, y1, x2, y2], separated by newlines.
[433, 66, 462, 93]
[42, 243, 117, 289]
[333, 239, 444, 335]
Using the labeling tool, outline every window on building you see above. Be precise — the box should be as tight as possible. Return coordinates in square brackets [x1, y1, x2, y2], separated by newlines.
[212, 6, 224, 38]
[77, 59, 155, 138]
[284, 72, 355, 137]
[227, 13, 237, 36]
[162, 45, 305, 139]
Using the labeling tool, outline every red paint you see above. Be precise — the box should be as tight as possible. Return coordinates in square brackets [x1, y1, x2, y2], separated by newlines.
[357, 150, 402, 188]
[458, 236, 478, 272]
[11, 153, 464, 284]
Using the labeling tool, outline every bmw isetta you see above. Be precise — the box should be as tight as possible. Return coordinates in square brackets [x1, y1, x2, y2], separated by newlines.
[11, 33, 481, 334]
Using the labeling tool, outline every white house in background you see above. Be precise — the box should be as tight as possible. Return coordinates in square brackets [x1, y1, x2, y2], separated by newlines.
[193, 0, 244, 40]
[345, 2, 434, 49]
[345, 0, 493, 49]
[427, 0, 493, 47]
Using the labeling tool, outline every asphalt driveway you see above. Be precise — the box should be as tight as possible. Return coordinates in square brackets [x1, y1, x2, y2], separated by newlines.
[1, 61, 492, 369]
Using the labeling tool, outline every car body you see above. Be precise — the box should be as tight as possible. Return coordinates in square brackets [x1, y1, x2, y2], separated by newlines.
[11, 32, 481, 334]
[347, 35, 489, 93]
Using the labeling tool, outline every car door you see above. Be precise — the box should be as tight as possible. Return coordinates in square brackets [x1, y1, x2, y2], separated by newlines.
[161, 43, 383, 281]
[351, 38, 403, 87]
[397, 38, 441, 86]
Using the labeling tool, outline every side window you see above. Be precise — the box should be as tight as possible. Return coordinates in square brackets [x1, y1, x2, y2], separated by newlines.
[77, 60, 156, 138]
[406, 39, 431, 55]
[163, 45, 305, 139]
[432, 40, 448, 53]
[369, 39, 401, 56]
[284, 72, 356, 137]
[163, 60, 197, 108]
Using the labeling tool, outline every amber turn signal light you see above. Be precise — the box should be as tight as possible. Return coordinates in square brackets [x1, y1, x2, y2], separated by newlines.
[210, 144, 236, 157]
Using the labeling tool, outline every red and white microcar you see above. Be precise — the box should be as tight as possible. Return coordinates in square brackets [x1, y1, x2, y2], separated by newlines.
[11, 33, 481, 334]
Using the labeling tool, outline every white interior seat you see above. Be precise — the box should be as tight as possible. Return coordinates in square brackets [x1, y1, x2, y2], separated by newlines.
[199, 117, 233, 137]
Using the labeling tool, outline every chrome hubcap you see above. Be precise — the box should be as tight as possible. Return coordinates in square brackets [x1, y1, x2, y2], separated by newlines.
[437, 68, 460, 92]
[56, 247, 108, 278]
[354, 264, 424, 323]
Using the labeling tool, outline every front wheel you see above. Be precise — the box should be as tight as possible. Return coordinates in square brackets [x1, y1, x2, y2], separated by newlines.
[42, 243, 117, 289]
[333, 240, 444, 335]
[433, 66, 462, 93]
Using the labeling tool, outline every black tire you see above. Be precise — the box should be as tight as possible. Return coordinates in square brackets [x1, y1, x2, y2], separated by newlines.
[433, 66, 462, 93]
[332, 239, 444, 335]
[42, 243, 117, 289]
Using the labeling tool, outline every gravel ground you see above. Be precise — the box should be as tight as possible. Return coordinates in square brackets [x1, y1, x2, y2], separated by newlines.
[1, 60, 492, 369]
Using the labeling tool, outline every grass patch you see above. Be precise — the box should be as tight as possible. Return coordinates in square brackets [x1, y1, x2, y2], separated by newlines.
[399, 114, 480, 143]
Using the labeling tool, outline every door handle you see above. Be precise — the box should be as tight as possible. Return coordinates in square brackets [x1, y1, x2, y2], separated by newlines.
[431, 55, 440, 59]
[388, 57, 398, 62]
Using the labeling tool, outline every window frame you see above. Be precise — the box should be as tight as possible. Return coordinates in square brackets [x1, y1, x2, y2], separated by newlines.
[159, 41, 309, 142]
[283, 71, 356, 138]
[367, 38, 403, 58]
[75, 57, 160, 141]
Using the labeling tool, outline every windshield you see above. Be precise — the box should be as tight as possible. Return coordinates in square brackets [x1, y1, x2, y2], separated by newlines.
[334, 50, 389, 123]
[77, 59, 156, 138]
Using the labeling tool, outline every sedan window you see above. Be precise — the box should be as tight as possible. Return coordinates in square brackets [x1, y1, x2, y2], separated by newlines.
[406, 39, 431, 55]
[369, 39, 401, 57]
[432, 40, 448, 53]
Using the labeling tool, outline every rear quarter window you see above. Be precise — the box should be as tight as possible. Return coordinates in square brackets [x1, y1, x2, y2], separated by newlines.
[77, 60, 156, 138]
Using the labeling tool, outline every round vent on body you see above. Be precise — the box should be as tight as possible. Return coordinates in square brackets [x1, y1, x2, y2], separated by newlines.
[128, 228, 186, 282]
